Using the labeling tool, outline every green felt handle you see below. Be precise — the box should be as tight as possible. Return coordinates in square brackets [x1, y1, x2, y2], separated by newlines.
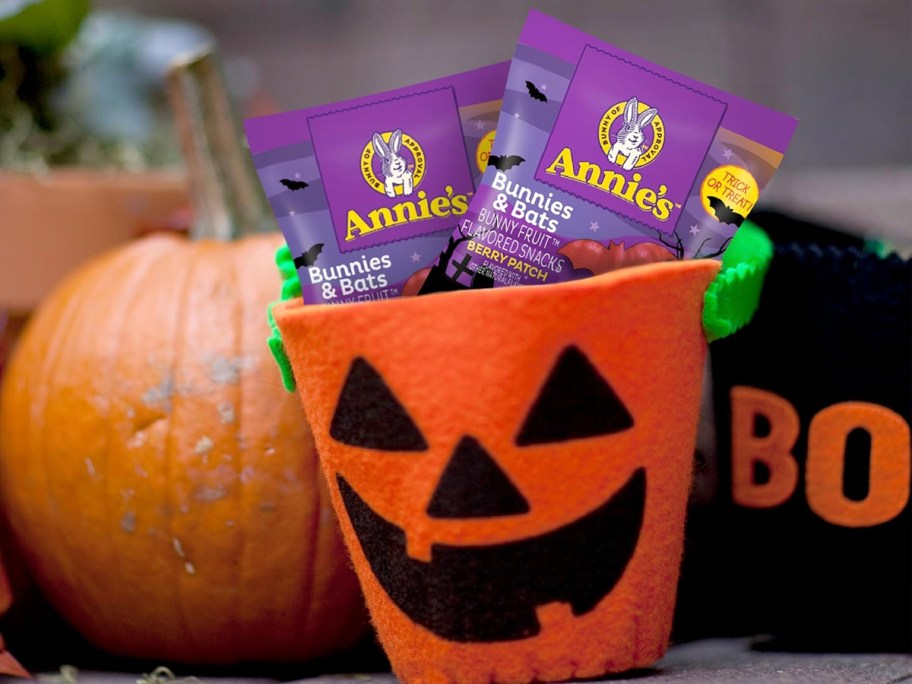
[266, 245, 300, 392]
[702, 220, 773, 343]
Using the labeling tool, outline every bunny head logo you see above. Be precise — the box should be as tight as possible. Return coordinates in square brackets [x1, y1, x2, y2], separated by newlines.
[309, 87, 475, 253]
[543, 93, 673, 222]
[345, 123, 469, 245]
[538, 45, 728, 232]
[362, 129, 426, 198]
[600, 96, 665, 171]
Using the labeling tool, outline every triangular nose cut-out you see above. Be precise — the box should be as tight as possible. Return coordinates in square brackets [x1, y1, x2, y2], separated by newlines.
[330, 357, 428, 451]
[427, 436, 530, 519]
[516, 345, 634, 446]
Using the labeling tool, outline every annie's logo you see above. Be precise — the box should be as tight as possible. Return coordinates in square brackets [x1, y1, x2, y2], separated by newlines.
[308, 87, 477, 254]
[543, 94, 673, 221]
[346, 126, 469, 243]
[535, 45, 728, 232]
[363, 129, 424, 197]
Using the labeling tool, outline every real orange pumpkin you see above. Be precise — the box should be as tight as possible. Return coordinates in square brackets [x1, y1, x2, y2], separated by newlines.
[0, 50, 366, 664]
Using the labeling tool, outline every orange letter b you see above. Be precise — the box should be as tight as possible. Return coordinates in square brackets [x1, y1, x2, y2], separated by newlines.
[731, 386, 800, 508]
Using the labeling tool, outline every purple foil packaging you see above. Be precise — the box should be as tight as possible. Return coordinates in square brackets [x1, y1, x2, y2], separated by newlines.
[426, 10, 798, 291]
[244, 62, 509, 304]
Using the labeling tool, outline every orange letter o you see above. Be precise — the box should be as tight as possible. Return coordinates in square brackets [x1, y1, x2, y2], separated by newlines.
[806, 402, 911, 527]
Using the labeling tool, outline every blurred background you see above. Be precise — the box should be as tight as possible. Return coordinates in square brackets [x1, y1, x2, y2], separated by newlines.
[1, 0, 910, 313]
[96, 0, 912, 239]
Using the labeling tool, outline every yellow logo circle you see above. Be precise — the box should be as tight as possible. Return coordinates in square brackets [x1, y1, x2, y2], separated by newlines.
[598, 100, 665, 168]
[360, 131, 426, 195]
[700, 165, 759, 224]
[475, 130, 496, 174]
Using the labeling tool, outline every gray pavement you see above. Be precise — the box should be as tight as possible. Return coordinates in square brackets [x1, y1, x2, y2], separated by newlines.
[9, 638, 912, 684]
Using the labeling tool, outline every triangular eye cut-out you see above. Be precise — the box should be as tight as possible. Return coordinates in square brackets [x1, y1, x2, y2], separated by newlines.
[515, 346, 634, 446]
[330, 357, 428, 451]
[427, 436, 530, 519]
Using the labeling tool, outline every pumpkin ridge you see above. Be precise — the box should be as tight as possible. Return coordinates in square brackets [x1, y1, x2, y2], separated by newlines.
[227, 241, 247, 659]
[3, 273, 69, 613]
[140, 239, 195, 644]
[101, 241, 177, 652]
[164, 242, 209, 654]
[34, 251, 130, 621]
[22, 270, 83, 590]
[235, 237, 282, 658]
[229, 238, 276, 659]
[233, 238, 269, 658]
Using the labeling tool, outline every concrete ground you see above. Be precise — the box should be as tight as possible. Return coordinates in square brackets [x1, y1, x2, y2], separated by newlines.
[8, 638, 912, 684]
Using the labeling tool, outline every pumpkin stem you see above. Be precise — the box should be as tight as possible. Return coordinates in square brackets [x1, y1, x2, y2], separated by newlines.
[166, 47, 274, 241]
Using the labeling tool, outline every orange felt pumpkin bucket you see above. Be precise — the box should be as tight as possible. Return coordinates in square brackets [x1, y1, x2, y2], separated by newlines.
[274, 258, 719, 684]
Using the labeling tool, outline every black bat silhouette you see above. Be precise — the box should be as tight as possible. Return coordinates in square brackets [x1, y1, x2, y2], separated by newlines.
[293, 243, 324, 269]
[706, 196, 745, 227]
[488, 155, 525, 172]
[524, 80, 548, 103]
[280, 178, 309, 191]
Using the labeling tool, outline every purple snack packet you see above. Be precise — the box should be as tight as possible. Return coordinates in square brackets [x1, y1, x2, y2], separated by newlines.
[423, 10, 798, 292]
[244, 62, 509, 304]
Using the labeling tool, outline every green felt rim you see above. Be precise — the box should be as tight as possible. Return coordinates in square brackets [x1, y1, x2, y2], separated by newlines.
[702, 220, 774, 343]
[266, 244, 300, 392]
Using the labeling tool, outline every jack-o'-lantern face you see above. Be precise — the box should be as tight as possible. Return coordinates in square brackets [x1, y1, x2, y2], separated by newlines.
[331, 347, 643, 642]
[274, 259, 720, 681]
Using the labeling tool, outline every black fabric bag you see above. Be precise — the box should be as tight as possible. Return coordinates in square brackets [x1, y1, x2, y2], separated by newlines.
[676, 210, 911, 652]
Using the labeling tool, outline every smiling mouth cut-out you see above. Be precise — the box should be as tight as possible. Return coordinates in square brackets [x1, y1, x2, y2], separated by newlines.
[337, 467, 646, 643]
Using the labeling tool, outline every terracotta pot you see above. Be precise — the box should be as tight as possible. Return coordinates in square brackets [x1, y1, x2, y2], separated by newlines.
[0, 169, 189, 313]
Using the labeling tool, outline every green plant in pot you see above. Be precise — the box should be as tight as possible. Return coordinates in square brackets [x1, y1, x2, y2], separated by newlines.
[0, 0, 211, 314]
